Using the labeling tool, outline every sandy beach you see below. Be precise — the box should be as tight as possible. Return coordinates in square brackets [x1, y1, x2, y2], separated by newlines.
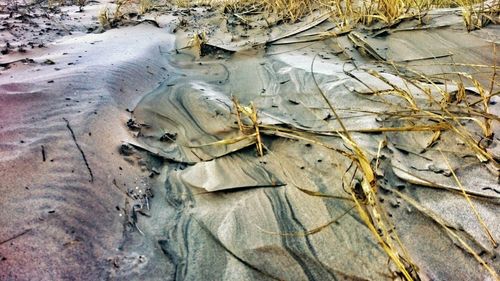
[1, 1, 499, 280]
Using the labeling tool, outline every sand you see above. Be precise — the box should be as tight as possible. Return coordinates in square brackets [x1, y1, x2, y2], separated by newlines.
[1, 2, 178, 277]
[1, 1, 499, 280]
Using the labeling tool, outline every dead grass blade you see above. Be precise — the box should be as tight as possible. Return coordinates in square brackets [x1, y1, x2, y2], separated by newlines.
[256, 206, 355, 236]
[228, 97, 265, 156]
[392, 189, 499, 280]
[382, 62, 497, 163]
[267, 12, 331, 43]
[439, 150, 498, 248]
[186, 133, 256, 148]
[348, 32, 385, 61]
[391, 164, 500, 200]
[260, 123, 449, 135]
[366, 69, 417, 109]
[311, 54, 418, 280]
[375, 139, 387, 170]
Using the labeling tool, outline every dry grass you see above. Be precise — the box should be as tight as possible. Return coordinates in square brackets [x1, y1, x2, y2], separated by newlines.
[104, 0, 497, 278]
[177, 0, 499, 28]
[184, 50, 499, 279]
[98, 0, 498, 30]
[323, 55, 497, 278]
[171, 0, 499, 274]
[179, 0, 316, 22]
[98, 0, 163, 28]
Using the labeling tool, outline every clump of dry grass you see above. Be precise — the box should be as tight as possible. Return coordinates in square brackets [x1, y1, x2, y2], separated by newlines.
[178, 0, 499, 28]
[350, 52, 498, 278]
[457, 0, 500, 30]
[98, 0, 163, 29]
[98, 0, 498, 31]
[179, 0, 317, 22]
[322, 0, 499, 27]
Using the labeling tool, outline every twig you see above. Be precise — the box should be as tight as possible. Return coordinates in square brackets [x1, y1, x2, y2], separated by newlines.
[63, 118, 94, 182]
[0, 229, 31, 245]
[112, 178, 129, 197]
[482, 187, 500, 194]
[41, 145, 46, 162]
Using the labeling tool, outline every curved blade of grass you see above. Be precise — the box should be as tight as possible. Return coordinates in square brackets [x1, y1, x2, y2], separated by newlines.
[350, 190, 415, 280]
[439, 150, 498, 248]
[256, 206, 355, 236]
[391, 164, 500, 200]
[392, 189, 499, 280]
[186, 133, 256, 148]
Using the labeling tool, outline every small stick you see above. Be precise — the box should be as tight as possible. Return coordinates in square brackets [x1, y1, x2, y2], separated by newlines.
[63, 118, 94, 183]
[41, 145, 46, 162]
[0, 229, 31, 245]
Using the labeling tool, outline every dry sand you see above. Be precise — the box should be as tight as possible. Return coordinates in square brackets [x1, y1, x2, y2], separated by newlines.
[1, 2, 178, 278]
